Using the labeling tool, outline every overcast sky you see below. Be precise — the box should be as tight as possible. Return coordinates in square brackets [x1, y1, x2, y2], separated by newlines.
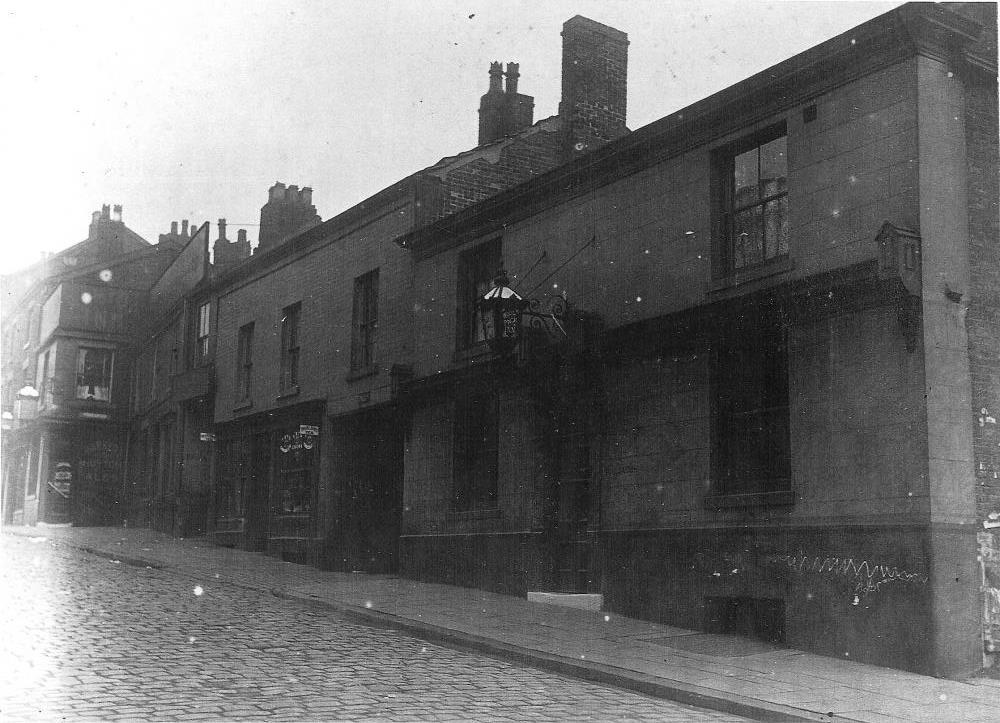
[0, 1, 904, 275]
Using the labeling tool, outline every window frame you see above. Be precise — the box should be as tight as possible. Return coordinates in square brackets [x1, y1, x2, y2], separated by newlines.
[350, 269, 379, 374]
[75, 345, 114, 402]
[708, 320, 792, 506]
[452, 389, 500, 512]
[712, 123, 788, 278]
[236, 322, 254, 402]
[279, 303, 301, 392]
[194, 302, 211, 367]
[456, 239, 502, 352]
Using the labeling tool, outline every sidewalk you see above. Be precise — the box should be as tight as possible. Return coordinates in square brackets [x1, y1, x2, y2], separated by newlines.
[7, 525, 999, 722]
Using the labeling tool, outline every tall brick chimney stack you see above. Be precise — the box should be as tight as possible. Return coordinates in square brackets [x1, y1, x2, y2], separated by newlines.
[478, 61, 535, 146]
[559, 16, 628, 157]
[257, 182, 321, 252]
[212, 218, 252, 270]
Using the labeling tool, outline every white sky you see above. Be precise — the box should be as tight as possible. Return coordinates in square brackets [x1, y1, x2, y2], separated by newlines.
[0, 0, 904, 275]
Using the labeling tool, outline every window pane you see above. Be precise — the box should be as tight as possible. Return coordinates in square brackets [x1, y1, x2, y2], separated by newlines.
[733, 147, 759, 208]
[732, 207, 762, 269]
[759, 136, 787, 197]
[763, 196, 788, 259]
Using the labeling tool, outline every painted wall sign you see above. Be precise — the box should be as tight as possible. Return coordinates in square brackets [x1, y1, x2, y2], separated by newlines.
[299, 425, 319, 436]
[199, 432, 217, 442]
[279, 432, 314, 453]
[48, 462, 72, 498]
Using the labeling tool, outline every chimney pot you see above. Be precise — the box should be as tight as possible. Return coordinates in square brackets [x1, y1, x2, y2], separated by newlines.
[112, 204, 122, 222]
[237, 229, 247, 243]
[181, 220, 189, 236]
[218, 218, 227, 241]
[170, 221, 178, 235]
[301, 187, 313, 205]
[505, 62, 520, 95]
[101, 204, 110, 219]
[488, 61, 503, 92]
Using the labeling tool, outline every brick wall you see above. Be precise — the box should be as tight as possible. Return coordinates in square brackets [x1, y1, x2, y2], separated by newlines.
[961, 12, 1000, 518]
[213, 201, 413, 423]
[411, 60, 921, 379]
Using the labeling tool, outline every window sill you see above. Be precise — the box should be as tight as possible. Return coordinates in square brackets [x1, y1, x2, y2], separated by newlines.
[709, 255, 794, 293]
[276, 386, 300, 400]
[447, 507, 502, 522]
[704, 490, 794, 509]
[345, 366, 378, 382]
[233, 399, 253, 412]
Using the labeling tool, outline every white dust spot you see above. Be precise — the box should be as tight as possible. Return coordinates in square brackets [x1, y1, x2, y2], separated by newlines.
[81, 292, 93, 304]
[635, 296, 642, 302]
[939, 694, 947, 701]
[111, 560, 121, 565]
[99, 269, 113, 282]
[193, 586, 204, 596]
[852, 596, 860, 606]
[189, 636, 196, 643]
[365, 601, 373, 609]
[604, 615, 610, 622]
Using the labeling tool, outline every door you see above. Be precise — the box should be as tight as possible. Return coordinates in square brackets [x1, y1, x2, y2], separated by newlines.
[548, 426, 597, 592]
[244, 431, 271, 551]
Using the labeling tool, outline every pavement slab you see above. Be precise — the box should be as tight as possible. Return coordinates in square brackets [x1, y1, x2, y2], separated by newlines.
[6, 525, 1000, 722]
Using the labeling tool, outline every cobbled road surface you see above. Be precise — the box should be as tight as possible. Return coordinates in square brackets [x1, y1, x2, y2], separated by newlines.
[0, 534, 747, 722]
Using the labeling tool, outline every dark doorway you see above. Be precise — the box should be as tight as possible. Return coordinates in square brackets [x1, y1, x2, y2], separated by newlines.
[245, 431, 271, 552]
[545, 425, 597, 592]
[340, 410, 404, 573]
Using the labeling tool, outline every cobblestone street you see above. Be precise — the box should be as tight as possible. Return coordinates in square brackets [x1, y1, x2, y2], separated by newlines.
[0, 534, 745, 721]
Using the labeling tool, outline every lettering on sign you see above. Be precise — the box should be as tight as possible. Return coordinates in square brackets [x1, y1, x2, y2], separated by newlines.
[279, 432, 314, 453]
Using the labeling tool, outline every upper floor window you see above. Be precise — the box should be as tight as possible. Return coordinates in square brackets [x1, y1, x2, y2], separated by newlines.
[452, 389, 499, 511]
[456, 239, 501, 350]
[280, 303, 301, 391]
[710, 322, 790, 502]
[715, 126, 788, 273]
[38, 350, 51, 407]
[236, 322, 254, 401]
[351, 269, 379, 373]
[195, 302, 211, 366]
[76, 346, 114, 402]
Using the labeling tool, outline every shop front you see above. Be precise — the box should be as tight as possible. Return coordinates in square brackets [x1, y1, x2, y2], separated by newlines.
[212, 402, 324, 564]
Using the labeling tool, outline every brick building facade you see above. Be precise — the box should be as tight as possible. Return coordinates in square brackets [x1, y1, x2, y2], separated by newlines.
[2, 3, 996, 679]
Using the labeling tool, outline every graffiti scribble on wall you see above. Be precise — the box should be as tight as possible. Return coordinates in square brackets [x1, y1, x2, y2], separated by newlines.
[766, 552, 928, 600]
[978, 531, 1000, 653]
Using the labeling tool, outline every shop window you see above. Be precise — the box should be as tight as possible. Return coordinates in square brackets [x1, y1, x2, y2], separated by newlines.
[279, 303, 301, 391]
[710, 324, 790, 502]
[453, 390, 499, 511]
[75, 346, 113, 401]
[456, 239, 501, 351]
[713, 125, 788, 274]
[351, 269, 379, 373]
[194, 302, 211, 366]
[236, 323, 254, 401]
